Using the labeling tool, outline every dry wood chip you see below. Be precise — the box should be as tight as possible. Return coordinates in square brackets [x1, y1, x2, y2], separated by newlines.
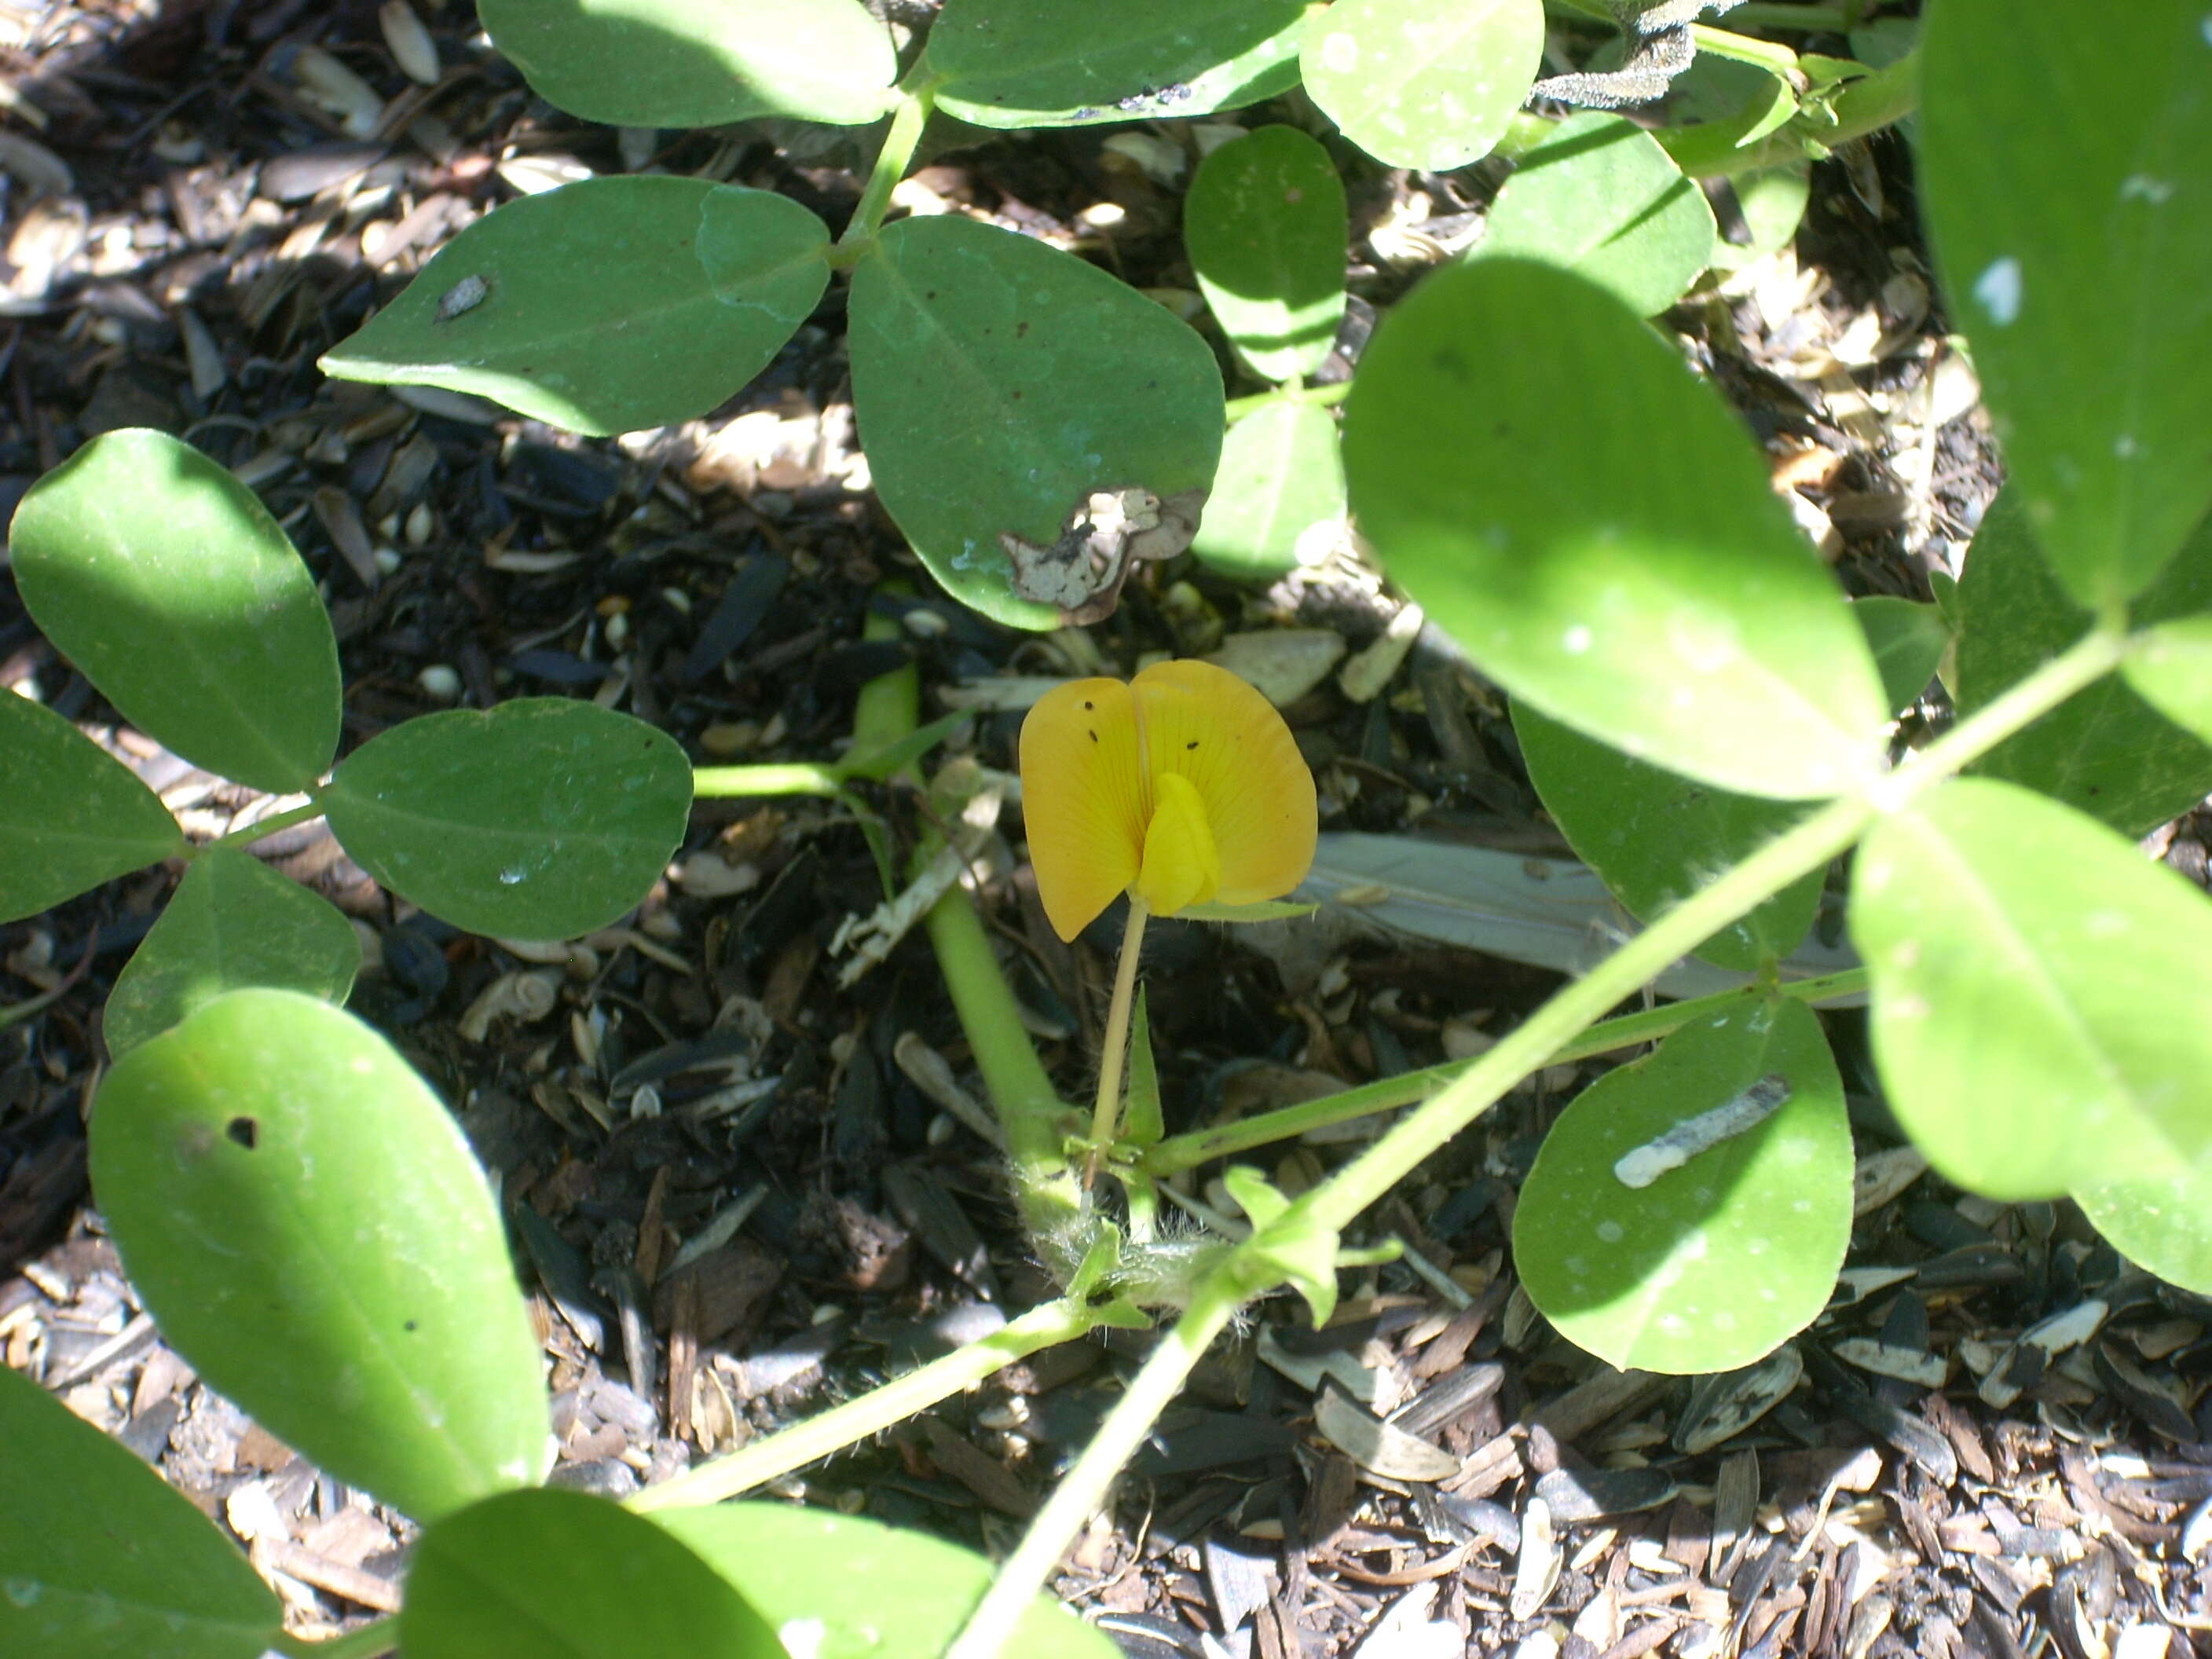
[1508, 1496, 1559, 1622]
[260, 1538, 401, 1613]
[921, 1416, 1035, 1518]
[1674, 1346, 1802, 1455]
[1830, 1336, 1950, 1390]
[1317, 1386, 1460, 1481]
[650, 1240, 779, 1347]
[1533, 1367, 1668, 1446]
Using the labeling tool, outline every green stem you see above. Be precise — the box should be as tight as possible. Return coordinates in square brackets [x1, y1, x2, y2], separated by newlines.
[1138, 966, 1868, 1177]
[1084, 900, 1149, 1183]
[629, 1295, 1101, 1512]
[943, 1282, 1245, 1659]
[690, 763, 847, 799]
[214, 798, 326, 851]
[832, 90, 932, 261]
[273, 1621, 397, 1658]
[1299, 625, 2127, 1235]
[1666, 43, 1919, 178]
[1224, 379, 1351, 423]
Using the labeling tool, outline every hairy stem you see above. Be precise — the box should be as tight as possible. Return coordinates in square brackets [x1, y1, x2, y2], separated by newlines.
[629, 1295, 1100, 1512]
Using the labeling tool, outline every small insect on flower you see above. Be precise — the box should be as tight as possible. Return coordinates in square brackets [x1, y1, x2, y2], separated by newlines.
[1019, 658, 1317, 942]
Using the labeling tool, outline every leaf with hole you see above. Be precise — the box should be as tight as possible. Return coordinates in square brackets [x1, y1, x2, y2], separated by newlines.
[1343, 258, 1887, 799]
[0, 1365, 282, 1659]
[9, 428, 341, 793]
[0, 690, 182, 923]
[848, 214, 1223, 629]
[1186, 125, 1347, 383]
[321, 698, 692, 941]
[656, 1503, 1122, 1659]
[1472, 112, 1714, 316]
[405, 1489, 781, 1659]
[1918, 0, 2212, 605]
[1513, 703, 1821, 972]
[104, 845, 361, 1058]
[322, 179, 830, 437]
[90, 991, 548, 1522]
[1957, 490, 2212, 835]
[1851, 778, 2212, 1199]
[1852, 595, 1950, 716]
[926, 0, 1306, 129]
[1189, 400, 1344, 581]
[478, 0, 895, 127]
[1514, 996, 1851, 1374]
[1303, 0, 1543, 171]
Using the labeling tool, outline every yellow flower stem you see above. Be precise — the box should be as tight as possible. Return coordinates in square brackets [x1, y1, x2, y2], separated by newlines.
[1085, 897, 1150, 1185]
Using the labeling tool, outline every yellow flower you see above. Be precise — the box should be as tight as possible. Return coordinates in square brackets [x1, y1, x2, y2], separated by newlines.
[1018, 659, 1318, 942]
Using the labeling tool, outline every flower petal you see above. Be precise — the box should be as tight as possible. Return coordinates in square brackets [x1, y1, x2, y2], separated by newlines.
[1133, 659, 1317, 906]
[1137, 770, 1222, 916]
[1018, 676, 1146, 941]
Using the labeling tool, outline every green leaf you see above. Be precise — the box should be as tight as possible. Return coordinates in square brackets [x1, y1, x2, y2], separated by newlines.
[1173, 896, 1320, 923]
[406, 1489, 781, 1659]
[2075, 1166, 2212, 1295]
[1851, 595, 1950, 716]
[837, 710, 972, 783]
[321, 698, 692, 941]
[0, 691, 182, 923]
[1851, 778, 2212, 1199]
[479, 0, 895, 127]
[1188, 401, 1344, 581]
[1219, 1163, 1290, 1229]
[2123, 616, 2212, 748]
[104, 845, 360, 1058]
[1343, 258, 1887, 799]
[1918, 0, 2212, 605]
[848, 215, 1223, 629]
[1513, 702, 1820, 972]
[9, 429, 341, 793]
[657, 1503, 1123, 1659]
[1705, 165, 1811, 276]
[1514, 996, 1851, 1374]
[322, 179, 830, 438]
[1472, 112, 1716, 317]
[1958, 490, 2212, 835]
[89, 991, 548, 1522]
[1303, 0, 1543, 170]
[1185, 125, 1347, 383]
[927, 0, 1307, 130]
[0, 1366, 283, 1659]
[1123, 983, 1164, 1148]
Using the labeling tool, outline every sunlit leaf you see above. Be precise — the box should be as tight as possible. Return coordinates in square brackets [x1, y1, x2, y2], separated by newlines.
[1189, 400, 1344, 581]
[2075, 1165, 2212, 1296]
[9, 429, 341, 793]
[1185, 125, 1347, 383]
[1303, 0, 1543, 170]
[90, 991, 548, 1522]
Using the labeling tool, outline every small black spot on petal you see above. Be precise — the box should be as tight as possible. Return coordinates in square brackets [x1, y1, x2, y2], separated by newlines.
[1089, 729, 1099, 742]
[1082, 701, 1094, 710]
[1186, 740, 1199, 750]
[225, 1116, 259, 1149]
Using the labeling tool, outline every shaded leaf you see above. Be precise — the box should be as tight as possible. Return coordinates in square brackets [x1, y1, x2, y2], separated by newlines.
[2123, 615, 2212, 748]
[90, 991, 548, 1522]
[0, 690, 182, 923]
[1303, 0, 1544, 171]
[322, 698, 692, 941]
[1513, 702, 1820, 972]
[1185, 125, 1347, 382]
[405, 1489, 780, 1659]
[1851, 778, 2212, 1199]
[323, 179, 829, 437]
[9, 428, 340, 793]
[1473, 112, 1714, 316]
[0, 1366, 282, 1659]
[1514, 997, 1851, 1373]
[657, 1503, 1122, 1659]
[848, 215, 1221, 629]
[927, 0, 1306, 129]
[104, 845, 361, 1058]
[1957, 490, 2212, 834]
[1851, 595, 1950, 716]
[1342, 258, 1887, 799]
[1123, 983, 1163, 1148]
[479, 0, 895, 127]
[1918, 0, 2212, 604]
[1189, 399, 1344, 581]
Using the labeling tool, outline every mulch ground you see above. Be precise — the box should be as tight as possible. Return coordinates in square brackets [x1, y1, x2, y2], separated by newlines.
[4, 3, 2212, 1656]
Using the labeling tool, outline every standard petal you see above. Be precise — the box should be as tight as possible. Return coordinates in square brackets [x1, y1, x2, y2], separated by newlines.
[1136, 771, 1222, 916]
[1133, 659, 1317, 905]
[1019, 676, 1147, 940]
